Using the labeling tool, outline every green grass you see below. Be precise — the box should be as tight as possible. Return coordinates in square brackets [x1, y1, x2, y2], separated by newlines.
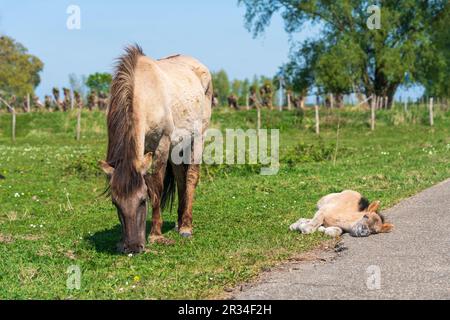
[0, 106, 449, 299]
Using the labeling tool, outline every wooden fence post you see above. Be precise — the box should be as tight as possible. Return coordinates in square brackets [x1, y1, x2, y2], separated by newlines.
[330, 93, 334, 109]
[76, 106, 82, 140]
[287, 92, 291, 111]
[429, 97, 434, 127]
[256, 104, 261, 134]
[26, 94, 31, 113]
[71, 92, 74, 110]
[315, 95, 320, 135]
[0, 95, 16, 142]
[246, 93, 250, 111]
[371, 94, 376, 131]
[384, 96, 388, 109]
[11, 108, 16, 142]
[404, 98, 408, 113]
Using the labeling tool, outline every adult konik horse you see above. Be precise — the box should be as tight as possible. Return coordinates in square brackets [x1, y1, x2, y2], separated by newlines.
[100, 45, 212, 254]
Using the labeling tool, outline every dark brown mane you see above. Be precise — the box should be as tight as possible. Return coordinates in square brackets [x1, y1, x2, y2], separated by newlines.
[106, 44, 144, 197]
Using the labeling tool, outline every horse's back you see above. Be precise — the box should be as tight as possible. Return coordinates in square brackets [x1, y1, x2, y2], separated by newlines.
[157, 54, 212, 92]
[134, 54, 212, 147]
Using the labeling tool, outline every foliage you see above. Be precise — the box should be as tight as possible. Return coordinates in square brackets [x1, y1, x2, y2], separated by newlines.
[419, 4, 450, 98]
[212, 69, 231, 105]
[86, 72, 112, 95]
[239, 0, 448, 102]
[0, 35, 44, 98]
[68, 74, 88, 99]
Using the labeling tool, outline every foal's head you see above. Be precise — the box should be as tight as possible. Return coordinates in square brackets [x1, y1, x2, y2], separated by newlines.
[100, 153, 153, 254]
[351, 201, 394, 237]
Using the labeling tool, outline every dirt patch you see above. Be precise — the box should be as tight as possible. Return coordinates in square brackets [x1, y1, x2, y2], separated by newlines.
[19, 267, 39, 284]
[19, 234, 43, 241]
[0, 233, 14, 244]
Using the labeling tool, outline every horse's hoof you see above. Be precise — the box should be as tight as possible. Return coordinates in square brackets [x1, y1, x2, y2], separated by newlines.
[180, 232, 192, 238]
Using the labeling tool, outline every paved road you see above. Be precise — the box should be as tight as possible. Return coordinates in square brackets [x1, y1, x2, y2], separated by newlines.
[235, 180, 450, 300]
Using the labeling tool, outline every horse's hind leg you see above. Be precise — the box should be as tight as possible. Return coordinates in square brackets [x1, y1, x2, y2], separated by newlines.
[173, 163, 200, 238]
[172, 164, 187, 232]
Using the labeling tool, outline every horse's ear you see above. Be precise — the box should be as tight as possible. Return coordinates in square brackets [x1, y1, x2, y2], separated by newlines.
[99, 160, 114, 177]
[380, 223, 394, 233]
[367, 200, 380, 213]
[140, 152, 153, 174]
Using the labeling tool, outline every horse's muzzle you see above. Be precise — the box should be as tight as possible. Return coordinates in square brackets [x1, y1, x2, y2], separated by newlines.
[117, 241, 145, 254]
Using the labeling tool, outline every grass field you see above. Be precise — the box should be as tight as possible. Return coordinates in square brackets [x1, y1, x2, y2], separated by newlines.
[0, 106, 449, 299]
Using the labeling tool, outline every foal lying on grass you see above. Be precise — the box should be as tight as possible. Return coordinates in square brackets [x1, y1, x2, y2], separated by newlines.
[290, 190, 394, 237]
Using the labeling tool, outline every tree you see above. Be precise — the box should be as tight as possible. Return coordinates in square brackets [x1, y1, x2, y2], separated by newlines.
[211, 70, 230, 105]
[69, 73, 88, 98]
[239, 78, 250, 105]
[239, 0, 448, 106]
[419, 4, 450, 99]
[231, 79, 242, 97]
[86, 72, 112, 95]
[0, 35, 43, 98]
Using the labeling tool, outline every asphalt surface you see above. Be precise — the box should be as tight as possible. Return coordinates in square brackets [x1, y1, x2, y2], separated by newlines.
[234, 179, 450, 300]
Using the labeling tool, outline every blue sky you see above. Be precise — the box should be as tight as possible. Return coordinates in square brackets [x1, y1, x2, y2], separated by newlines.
[0, 0, 421, 100]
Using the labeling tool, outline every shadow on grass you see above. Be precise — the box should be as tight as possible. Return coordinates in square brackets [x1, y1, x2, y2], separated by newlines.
[87, 221, 176, 255]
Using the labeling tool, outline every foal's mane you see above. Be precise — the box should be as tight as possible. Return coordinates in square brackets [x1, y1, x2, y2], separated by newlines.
[106, 44, 144, 197]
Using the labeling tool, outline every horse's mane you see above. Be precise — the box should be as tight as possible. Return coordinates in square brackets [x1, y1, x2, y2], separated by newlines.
[106, 44, 144, 197]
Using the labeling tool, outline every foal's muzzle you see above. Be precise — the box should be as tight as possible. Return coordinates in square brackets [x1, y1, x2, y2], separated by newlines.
[350, 223, 371, 237]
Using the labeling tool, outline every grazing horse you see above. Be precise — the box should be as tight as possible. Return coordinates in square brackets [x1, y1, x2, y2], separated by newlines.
[100, 45, 212, 254]
[290, 190, 394, 237]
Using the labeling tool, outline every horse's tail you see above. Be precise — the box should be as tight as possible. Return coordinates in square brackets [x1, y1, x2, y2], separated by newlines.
[161, 162, 176, 211]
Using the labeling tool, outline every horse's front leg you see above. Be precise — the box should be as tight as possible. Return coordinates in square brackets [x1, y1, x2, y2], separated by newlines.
[174, 164, 200, 238]
[146, 139, 173, 245]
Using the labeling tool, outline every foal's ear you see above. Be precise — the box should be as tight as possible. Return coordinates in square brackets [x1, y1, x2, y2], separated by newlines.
[367, 200, 380, 213]
[140, 152, 153, 174]
[99, 160, 114, 177]
[380, 223, 394, 233]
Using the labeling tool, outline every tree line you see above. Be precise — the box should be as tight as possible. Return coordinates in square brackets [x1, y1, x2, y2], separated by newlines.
[0, 35, 112, 113]
[2, 0, 449, 113]
[238, 0, 449, 108]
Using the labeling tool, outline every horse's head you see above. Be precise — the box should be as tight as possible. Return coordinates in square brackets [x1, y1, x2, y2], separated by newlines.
[350, 201, 394, 237]
[100, 153, 153, 254]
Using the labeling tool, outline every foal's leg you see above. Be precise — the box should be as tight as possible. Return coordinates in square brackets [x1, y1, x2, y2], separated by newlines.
[289, 218, 311, 232]
[318, 226, 343, 238]
[176, 164, 200, 238]
[300, 210, 325, 234]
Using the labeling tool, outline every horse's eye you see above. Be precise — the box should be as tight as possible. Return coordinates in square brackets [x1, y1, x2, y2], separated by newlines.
[140, 199, 146, 207]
